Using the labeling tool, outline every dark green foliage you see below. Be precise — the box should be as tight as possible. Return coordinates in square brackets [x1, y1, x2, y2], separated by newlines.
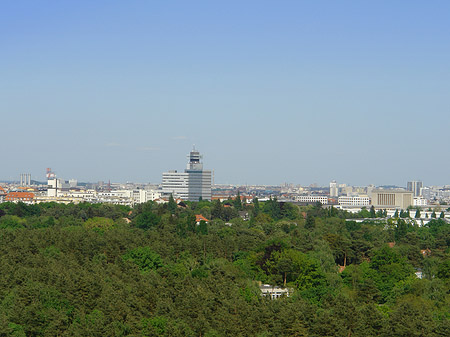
[395, 219, 412, 241]
[133, 211, 161, 229]
[305, 215, 315, 229]
[123, 246, 164, 272]
[0, 200, 448, 335]
[197, 220, 208, 235]
[370, 205, 376, 218]
[437, 260, 450, 279]
[186, 213, 197, 233]
[233, 191, 242, 211]
[252, 197, 260, 217]
[415, 209, 421, 218]
[168, 194, 177, 214]
[400, 209, 409, 218]
[264, 197, 281, 220]
[211, 200, 223, 219]
[142, 316, 168, 336]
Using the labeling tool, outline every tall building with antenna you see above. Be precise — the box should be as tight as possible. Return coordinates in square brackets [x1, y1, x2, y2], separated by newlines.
[162, 147, 212, 201]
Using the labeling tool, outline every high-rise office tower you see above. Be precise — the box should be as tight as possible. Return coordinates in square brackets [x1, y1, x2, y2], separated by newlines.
[162, 147, 212, 201]
[407, 181, 423, 197]
[330, 180, 338, 197]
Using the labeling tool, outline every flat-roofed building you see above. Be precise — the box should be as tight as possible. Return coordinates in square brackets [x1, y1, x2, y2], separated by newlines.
[162, 147, 212, 201]
[338, 195, 370, 207]
[371, 189, 413, 209]
[330, 180, 338, 197]
[413, 197, 427, 206]
[407, 181, 423, 197]
[259, 284, 291, 299]
[295, 195, 329, 204]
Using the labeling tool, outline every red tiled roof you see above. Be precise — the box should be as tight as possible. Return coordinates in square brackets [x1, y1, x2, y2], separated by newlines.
[5, 192, 35, 201]
[195, 214, 210, 223]
[420, 249, 431, 256]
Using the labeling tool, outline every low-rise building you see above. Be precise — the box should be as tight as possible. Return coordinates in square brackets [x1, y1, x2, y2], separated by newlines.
[259, 284, 291, 299]
[0, 186, 6, 203]
[295, 195, 329, 205]
[338, 195, 370, 207]
[34, 195, 84, 204]
[5, 192, 35, 204]
[413, 197, 428, 206]
[371, 189, 413, 209]
[195, 214, 210, 224]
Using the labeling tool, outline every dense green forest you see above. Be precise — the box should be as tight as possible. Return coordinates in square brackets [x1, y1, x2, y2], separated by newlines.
[0, 198, 449, 336]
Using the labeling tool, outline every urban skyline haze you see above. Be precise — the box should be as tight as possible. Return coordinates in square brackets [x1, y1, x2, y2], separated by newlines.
[1, 1, 449, 186]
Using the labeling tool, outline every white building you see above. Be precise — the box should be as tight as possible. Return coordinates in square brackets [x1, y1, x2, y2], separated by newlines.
[338, 195, 370, 207]
[132, 189, 161, 204]
[162, 147, 212, 201]
[259, 284, 291, 299]
[69, 179, 78, 188]
[413, 197, 428, 206]
[162, 171, 189, 200]
[296, 195, 329, 204]
[330, 180, 338, 197]
[47, 178, 64, 197]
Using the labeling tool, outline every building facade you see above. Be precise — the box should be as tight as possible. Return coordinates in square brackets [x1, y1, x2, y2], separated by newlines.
[338, 195, 370, 207]
[413, 197, 428, 206]
[371, 189, 413, 209]
[295, 195, 329, 204]
[20, 173, 31, 186]
[329, 180, 338, 197]
[259, 284, 291, 299]
[5, 192, 35, 204]
[407, 181, 423, 197]
[162, 148, 212, 201]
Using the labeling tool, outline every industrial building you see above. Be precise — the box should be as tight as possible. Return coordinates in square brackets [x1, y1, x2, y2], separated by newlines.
[19, 173, 31, 186]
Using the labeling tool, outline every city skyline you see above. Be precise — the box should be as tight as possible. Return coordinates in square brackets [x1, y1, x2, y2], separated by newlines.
[2, 1, 450, 186]
[0, 147, 434, 187]
[0, 165, 431, 189]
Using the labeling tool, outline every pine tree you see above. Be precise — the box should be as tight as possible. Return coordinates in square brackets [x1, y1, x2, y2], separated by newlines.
[233, 191, 242, 211]
[370, 206, 376, 218]
[253, 197, 260, 217]
[305, 215, 315, 229]
[415, 209, 421, 218]
[168, 194, 177, 214]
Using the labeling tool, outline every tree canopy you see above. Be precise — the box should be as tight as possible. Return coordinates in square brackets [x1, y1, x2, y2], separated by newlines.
[0, 200, 448, 336]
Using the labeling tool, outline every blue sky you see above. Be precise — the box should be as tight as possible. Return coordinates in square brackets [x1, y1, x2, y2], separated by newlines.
[1, 1, 449, 186]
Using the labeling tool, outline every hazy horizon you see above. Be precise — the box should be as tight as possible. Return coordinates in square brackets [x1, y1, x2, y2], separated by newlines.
[2, 1, 449, 186]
